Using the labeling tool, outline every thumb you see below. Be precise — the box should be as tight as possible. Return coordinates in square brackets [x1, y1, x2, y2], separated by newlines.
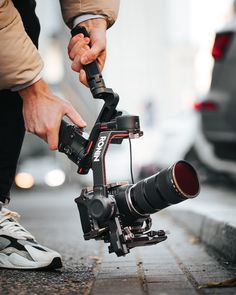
[79, 69, 89, 87]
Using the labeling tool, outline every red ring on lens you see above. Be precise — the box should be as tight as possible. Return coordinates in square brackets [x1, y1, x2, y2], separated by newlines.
[172, 161, 199, 198]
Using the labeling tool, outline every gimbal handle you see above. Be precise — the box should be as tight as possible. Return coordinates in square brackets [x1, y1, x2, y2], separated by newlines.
[60, 26, 120, 174]
[71, 26, 106, 98]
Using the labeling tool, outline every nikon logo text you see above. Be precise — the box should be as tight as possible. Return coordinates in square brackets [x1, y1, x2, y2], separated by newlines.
[93, 136, 107, 162]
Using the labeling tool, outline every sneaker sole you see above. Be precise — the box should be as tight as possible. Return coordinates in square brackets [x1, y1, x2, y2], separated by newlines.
[0, 254, 62, 270]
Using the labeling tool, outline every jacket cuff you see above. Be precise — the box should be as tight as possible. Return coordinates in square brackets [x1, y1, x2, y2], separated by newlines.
[59, 0, 120, 29]
[11, 72, 42, 92]
[73, 14, 105, 27]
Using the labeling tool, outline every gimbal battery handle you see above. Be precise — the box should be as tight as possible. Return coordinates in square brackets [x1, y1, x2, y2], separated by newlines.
[71, 26, 106, 98]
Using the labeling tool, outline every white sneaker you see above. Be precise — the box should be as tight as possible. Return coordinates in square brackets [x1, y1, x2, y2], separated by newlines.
[0, 206, 62, 270]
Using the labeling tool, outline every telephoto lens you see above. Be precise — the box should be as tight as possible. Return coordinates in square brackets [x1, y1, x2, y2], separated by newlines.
[115, 161, 199, 225]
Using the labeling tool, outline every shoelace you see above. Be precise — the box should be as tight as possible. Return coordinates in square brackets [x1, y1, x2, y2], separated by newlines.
[0, 208, 36, 240]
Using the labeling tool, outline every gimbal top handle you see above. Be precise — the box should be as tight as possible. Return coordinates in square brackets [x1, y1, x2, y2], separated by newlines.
[70, 25, 119, 124]
[71, 26, 106, 99]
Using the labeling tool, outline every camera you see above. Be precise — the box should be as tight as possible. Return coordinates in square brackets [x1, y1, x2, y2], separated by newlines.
[58, 26, 200, 256]
[75, 160, 199, 256]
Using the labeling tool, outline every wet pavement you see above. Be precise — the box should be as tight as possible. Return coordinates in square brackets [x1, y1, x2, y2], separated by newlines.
[0, 184, 236, 295]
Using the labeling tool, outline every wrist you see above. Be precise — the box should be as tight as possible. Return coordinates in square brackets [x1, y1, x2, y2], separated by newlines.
[19, 79, 49, 99]
[79, 18, 107, 33]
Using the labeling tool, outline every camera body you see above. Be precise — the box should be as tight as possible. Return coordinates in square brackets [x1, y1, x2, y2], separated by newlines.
[76, 183, 167, 256]
[58, 26, 200, 257]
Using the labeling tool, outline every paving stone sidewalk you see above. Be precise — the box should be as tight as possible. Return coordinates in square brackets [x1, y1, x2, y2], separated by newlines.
[91, 212, 236, 295]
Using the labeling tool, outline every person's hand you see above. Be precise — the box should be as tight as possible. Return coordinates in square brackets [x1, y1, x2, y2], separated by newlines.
[68, 18, 107, 86]
[19, 79, 86, 150]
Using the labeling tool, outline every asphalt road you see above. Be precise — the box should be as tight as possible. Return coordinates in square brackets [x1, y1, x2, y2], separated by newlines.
[1, 184, 236, 295]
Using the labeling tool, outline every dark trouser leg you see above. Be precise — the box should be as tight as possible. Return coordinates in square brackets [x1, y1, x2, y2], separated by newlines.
[0, 0, 40, 203]
[0, 91, 25, 203]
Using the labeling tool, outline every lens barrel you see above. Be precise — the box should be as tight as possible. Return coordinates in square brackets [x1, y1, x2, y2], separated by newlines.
[115, 161, 199, 225]
[129, 161, 199, 215]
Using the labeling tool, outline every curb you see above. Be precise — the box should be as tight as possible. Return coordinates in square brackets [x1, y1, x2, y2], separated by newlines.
[168, 209, 236, 264]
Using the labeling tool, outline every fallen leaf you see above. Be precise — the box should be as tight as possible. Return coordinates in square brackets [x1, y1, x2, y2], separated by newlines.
[188, 236, 201, 245]
[88, 256, 101, 264]
[198, 278, 236, 289]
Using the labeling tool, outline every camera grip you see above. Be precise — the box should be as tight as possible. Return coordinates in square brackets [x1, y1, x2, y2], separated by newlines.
[71, 26, 106, 98]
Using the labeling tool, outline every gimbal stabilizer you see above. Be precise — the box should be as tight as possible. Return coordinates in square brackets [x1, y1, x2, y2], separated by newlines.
[59, 27, 200, 256]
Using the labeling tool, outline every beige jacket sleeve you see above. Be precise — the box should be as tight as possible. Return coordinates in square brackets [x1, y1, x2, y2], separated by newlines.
[0, 0, 43, 91]
[59, 0, 120, 28]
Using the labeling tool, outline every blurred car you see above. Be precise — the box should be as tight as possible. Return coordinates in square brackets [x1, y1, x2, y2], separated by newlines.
[185, 14, 236, 182]
[15, 156, 66, 189]
[14, 132, 72, 190]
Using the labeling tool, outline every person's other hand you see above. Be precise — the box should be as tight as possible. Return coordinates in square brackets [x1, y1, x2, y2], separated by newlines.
[68, 18, 107, 86]
[19, 79, 86, 150]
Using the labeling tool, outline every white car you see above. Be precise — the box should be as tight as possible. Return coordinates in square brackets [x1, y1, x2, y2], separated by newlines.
[186, 13, 236, 182]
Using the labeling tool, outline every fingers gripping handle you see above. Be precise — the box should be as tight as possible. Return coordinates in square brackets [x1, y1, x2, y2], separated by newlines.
[71, 26, 106, 98]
